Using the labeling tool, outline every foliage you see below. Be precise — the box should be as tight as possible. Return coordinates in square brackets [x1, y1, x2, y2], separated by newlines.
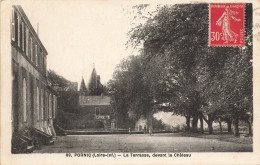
[48, 70, 79, 113]
[128, 4, 252, 134]
[109, 4, 252, 135]
[108, 55, 153, 126]
[48, 70, 72, 90]
[152, 117, 165, 130]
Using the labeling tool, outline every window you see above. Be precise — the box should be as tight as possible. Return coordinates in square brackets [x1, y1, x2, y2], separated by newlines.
[95, 107, 100, 116]
[43, 57, 46, 74]
[26, 28, 29, 56]
[35, 45, 38, 66]
[38, 49, 41, 70]
[11, 8, 15, 41]
[49, 94, 52, 118]
[41, 89, 44, 120]
[42, 57, 45, 72]
[30, 38, 33, 62]
[23, 78, 27, 122]
[28, 34, 31, 58]
[36, 86, 40, 120]
[40, 51, 43, 71]
[17, 15, 20, 47]
[24, 24, 26, 53]
[43, 56, 45, 72]
[22, 22, 24, 51]
[53, 95, 56, 118]
[45, 92, 48, 120]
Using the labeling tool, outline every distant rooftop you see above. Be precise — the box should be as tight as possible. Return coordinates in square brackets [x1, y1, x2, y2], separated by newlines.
[79, 96, 111, 106]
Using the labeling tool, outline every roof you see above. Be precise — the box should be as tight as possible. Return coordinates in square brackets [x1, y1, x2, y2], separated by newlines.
[79, 96, 111, 106]
[79, 77, 87, 92]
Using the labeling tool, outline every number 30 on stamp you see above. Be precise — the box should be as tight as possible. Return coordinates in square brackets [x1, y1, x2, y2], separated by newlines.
[209, 3, 245, 47]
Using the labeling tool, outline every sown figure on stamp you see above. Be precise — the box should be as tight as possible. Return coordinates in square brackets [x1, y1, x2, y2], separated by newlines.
[216, 6, 241, 43]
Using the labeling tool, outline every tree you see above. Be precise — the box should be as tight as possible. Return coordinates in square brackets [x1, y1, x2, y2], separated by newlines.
[198, 4, 252, 136]
[152, 118, 165, 130]
[48, 70, 79, 113]
[108, 55, 154, 128]
[127, 4, 252, 135]
[129, 4, 209, 132]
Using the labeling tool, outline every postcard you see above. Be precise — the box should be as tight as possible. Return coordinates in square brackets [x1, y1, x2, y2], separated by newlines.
[1, 0, 260, 164]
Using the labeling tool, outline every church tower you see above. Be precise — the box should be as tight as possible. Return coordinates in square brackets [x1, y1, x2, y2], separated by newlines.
[79, 77, 88, 95]
[88, 65, 103, 96]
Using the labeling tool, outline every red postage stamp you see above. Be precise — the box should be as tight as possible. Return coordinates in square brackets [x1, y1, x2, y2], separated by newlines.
[209, 3, 245, 47]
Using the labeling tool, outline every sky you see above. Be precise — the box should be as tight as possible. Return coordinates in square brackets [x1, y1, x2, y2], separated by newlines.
[21, 1, 144, 87]
[20, 2, 189, 125]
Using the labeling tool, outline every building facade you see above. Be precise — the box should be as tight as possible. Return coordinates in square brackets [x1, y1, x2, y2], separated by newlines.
[78, 67, 116, 130]
[11, 6, 57, 153]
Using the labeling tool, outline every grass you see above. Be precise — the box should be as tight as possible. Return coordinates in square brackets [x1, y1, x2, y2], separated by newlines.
[179, 131, 253, 144]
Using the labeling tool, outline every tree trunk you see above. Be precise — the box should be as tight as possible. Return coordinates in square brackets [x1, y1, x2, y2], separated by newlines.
[146, 111, 153, 130]
[227, 120, 232, 133]
[186, 116, 190, 132]
[208, 115, 214, 134]
[191, 114, 198, 133]
[218, 121, 222, 134]
[199, 116, 204, 133]
[246, 120, 252, 136]
[233, 118, 239, 136]
[208, 121, 213, 134]
[201, 114, 214, 134]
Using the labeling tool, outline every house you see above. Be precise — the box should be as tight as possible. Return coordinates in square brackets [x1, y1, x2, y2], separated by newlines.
[135, 116, 148, 131]
[11, 5, 57, 153]
[79, 95, 116, 129]
[78, 67, 116, 130]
